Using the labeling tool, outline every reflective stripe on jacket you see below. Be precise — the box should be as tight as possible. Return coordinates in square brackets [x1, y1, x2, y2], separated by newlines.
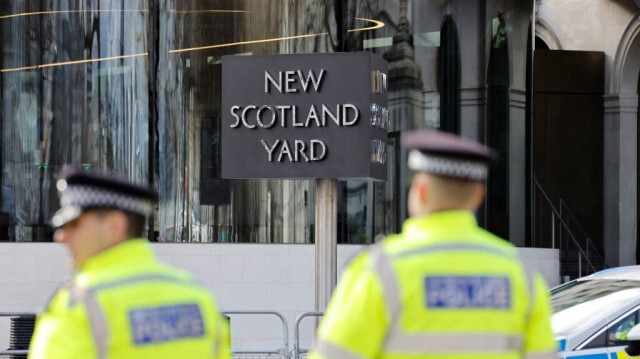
[309, 211, 557, 359]
[28, 239, 230, 359]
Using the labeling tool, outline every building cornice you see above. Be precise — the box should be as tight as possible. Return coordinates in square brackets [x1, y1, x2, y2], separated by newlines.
[604, 94, 638, 114]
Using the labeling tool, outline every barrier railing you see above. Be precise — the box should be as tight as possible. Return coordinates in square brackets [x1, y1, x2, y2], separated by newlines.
[293, 311, 323, 359]
[223, 310, 290, 359]
[0, 310, 294, 358]
[0, 312, 36, 358]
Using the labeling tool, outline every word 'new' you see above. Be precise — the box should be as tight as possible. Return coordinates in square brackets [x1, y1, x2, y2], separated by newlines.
[265, 69, 326, 93]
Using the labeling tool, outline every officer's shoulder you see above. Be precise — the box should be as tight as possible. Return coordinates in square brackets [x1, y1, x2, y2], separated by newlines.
[380, 232, 403, 244]
[349, 235, 395, 263]
[41, 284, 69, 312]
[40, 278, 81, 314]
[340, 242, 385, 273]
[342, 249, 371, 272]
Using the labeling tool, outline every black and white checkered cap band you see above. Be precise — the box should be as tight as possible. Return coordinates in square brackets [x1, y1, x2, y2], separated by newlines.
[60, 185, 155, 217]
[408, 150, 489, 181]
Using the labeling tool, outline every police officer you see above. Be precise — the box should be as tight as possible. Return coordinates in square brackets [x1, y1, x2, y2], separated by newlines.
[28, 168, 230, 359]
[310, 129, 557, 359]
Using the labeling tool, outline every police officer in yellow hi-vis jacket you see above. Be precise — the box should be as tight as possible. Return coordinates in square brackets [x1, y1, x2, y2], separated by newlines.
[28, 168, 230, 359]
[310, 129, 557, 359]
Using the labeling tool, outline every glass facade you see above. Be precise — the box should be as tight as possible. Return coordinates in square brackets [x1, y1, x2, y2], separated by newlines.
[0, 0, 534, 244]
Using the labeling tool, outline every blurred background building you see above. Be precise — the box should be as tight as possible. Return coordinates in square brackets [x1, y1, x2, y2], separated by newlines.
[11, 0, 640, 277]
[0, 0, 537, 246]
[10, 0, 637, 273]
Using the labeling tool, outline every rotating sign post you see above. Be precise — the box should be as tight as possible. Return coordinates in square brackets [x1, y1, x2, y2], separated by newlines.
[221, 52, 388, 311]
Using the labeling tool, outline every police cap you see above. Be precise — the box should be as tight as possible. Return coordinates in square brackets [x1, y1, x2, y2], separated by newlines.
[401, 129, 499, 181]
[51, 167, 157, 228]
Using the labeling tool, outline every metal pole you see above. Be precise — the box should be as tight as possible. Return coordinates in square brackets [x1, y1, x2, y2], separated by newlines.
[315, 179, 337, 312]
[222, 310, 290, 358]
[551, 212, 555, 249]
[578, 252, 582, 278]
[294, 311, 324, 359]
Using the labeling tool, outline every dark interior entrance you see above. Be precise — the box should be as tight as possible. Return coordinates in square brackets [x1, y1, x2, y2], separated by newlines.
[533, 49, 604, 275]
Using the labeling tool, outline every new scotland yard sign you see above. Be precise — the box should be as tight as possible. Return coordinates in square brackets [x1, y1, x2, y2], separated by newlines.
[221, 52, 388, 180]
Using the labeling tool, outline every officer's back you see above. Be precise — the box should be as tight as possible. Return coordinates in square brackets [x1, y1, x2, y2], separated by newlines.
[310, 130, 556, 359]
[28, 168, 229, 359]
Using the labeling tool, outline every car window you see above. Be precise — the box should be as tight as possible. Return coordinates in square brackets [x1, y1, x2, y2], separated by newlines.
[582, 331, 607, 349]
[608, 310, 639, 346]
[582, 310, 640, 349]
[551, 280, 640, 312]
[551, 280, 640, 337]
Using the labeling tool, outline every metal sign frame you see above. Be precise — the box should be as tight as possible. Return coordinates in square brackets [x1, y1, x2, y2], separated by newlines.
[221, 52, 388, 181]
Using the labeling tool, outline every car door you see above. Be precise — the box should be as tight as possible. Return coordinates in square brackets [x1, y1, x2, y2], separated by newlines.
[560, 310, 639, 359]
[550, 279, 640, 359]
[563, 345, 611, 359]
[607, 310, 640, 358]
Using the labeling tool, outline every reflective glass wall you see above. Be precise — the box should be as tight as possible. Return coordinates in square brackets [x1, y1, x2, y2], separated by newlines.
[0, 1, 150, 242]
[0, 0, 534, 244]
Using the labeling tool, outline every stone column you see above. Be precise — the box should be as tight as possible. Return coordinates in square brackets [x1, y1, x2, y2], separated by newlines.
[384, 0, 425, 226]
[460, 88, 486, 141]
[452, 0, 487, 142]
[505, 1, 534, 246]
[315, 178, 337, 311]
[604, 94, 638, 266]
[509, 89, 528, 246]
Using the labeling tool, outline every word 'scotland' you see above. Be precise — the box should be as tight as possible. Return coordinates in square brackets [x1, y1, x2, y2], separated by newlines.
[228, 69, 360, 163]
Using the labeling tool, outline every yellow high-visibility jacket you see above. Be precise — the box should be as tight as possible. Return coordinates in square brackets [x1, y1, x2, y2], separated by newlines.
[310, 211, 557, 359]
[28, 239, 230, 359]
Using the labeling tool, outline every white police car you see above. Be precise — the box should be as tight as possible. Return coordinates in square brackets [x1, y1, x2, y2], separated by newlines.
[551, 266, 640, 358]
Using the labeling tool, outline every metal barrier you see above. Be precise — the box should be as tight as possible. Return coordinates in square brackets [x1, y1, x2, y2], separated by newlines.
[223, 310, 290, 359]
[0, 312, 36, 358]
[293, 311, 323, 359]
[0, 310, 292, 358]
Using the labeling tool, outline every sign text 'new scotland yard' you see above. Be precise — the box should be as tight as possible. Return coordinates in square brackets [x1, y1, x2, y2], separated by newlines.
[221, 52, 388, 180]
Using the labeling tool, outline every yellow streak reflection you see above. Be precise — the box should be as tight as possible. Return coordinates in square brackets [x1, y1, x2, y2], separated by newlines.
[0, 9, 247, 20]
[169, 16, 385, 54]
[348, 17, 385, 33]
[1, 53, 147, 73]
[0, 10, 147, 20]
[169, 10, 247, 14]
[169, 33, 328, 54]
[0, 14, 385, 70]
[0, 66, 37, 73]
